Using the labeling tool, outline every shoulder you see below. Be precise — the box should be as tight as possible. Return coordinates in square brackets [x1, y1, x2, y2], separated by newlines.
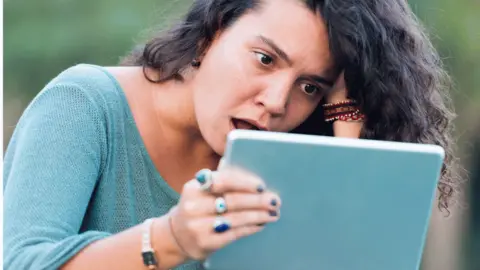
[16, 64, 147, 139]
[16, 64, 129, 133]
[26, 64, 143, 121]
[44, 64, 123, 104]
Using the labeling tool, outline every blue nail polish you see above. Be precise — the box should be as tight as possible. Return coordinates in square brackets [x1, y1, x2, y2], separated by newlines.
[271, 199, 277, 206]
[269, 210, 277, 217]
[257, 185, 265, 193]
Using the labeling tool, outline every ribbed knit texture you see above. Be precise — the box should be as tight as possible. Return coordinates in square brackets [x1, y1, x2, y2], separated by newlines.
[3, 64, 203, 270]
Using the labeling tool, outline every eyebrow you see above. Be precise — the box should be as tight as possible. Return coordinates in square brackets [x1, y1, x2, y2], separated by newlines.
[256, 35, 335, 87]
[257, 35, 293, 65]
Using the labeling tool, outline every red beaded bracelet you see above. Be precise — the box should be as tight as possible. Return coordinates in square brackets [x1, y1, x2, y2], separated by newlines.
[322, 99, 357, 109]
[323, 100, 365, 122]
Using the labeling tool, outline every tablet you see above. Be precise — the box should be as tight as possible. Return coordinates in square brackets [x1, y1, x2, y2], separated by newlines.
[203, 130, 444, 270]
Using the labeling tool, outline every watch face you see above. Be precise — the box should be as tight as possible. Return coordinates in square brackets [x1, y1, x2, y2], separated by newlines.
[142, 251, 158, 268]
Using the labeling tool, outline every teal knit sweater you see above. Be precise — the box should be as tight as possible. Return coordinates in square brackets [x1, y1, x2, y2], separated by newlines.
[3, 64, 203, 270]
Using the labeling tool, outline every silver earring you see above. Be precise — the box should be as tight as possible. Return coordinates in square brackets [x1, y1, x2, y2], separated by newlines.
[191, 58, 201, 67]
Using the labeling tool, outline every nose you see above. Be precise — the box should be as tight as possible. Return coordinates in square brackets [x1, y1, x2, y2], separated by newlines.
[255, 79, 291, 117]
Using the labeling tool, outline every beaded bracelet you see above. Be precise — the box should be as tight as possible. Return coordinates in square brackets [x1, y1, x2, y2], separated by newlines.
[323, 99, 365, 122]
[322, 99, 357, 109]
[326, 111, 366, 122]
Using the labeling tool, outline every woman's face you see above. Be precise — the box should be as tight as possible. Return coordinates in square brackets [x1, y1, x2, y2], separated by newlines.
[191, 0, 336, 155]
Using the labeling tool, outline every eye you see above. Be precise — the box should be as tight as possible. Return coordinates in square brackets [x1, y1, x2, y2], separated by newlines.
[301, 83, 321, 96]
[254, 52, 274, 66]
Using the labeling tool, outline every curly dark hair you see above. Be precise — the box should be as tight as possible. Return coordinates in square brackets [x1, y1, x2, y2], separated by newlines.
[121, 0, 460, 213]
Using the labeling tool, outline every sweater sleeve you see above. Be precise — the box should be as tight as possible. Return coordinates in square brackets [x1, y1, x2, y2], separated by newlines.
[3, 83, 112, 270]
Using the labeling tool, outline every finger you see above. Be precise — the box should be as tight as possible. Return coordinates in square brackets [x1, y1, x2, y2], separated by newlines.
[188, 210, 279, 252]
[209, 168, 266, 194]
[202, 191, 281, 215]
[182, 177, 206, 196]
[203, 210, 279, 231]
[208, 225, 265, 250]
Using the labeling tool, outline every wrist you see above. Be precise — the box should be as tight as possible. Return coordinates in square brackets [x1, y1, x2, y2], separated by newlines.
[326, 96, 349, 105]
[322, 100, 365, 123]
[332, 121, 363, 138]
[325, 87, 348, 104]
[150, 213, 189, 269]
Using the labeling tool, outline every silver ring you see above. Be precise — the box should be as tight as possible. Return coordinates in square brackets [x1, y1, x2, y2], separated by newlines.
[213, 216, 231, 233]
[215, 197, 228, 214]
[195, 169, 214, 192]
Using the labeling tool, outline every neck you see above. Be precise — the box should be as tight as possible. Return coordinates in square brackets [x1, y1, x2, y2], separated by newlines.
[149, 78, 221, 172]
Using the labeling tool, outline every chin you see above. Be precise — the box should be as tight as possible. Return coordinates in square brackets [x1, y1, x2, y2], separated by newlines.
[212, 136, 227, 156]
[202, 131, 227, 157]
[213, 146, 226, 157]
[198, 119, 233, 157]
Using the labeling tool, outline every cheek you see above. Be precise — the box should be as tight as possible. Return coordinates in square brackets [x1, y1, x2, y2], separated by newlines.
[200, 37, 249, 88]
[193, 56, 255, 127]
[281, 95, 320, 131]
[197, 50, 258, 108]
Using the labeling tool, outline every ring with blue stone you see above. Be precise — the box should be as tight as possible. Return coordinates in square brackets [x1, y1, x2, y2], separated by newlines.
[215, 197, 228, 214]
[195, 168, 214, 192]
[213, 216, 231, 233]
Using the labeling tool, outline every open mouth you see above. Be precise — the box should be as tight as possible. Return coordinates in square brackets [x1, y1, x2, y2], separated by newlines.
[231, 118, 261, 131]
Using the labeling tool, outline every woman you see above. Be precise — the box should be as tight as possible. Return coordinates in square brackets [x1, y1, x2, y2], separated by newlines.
[3, 0, 458, 269]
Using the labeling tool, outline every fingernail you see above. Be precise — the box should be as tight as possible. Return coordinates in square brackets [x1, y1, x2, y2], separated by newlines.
[257, 185, 265, 193]
[270, 199, 277, 207]
[257, 223, 266, 227]
[269, 210, 277, 217]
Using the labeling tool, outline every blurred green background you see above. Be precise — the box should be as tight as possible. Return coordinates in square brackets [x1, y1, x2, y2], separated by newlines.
[4, 0, 479, 269]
